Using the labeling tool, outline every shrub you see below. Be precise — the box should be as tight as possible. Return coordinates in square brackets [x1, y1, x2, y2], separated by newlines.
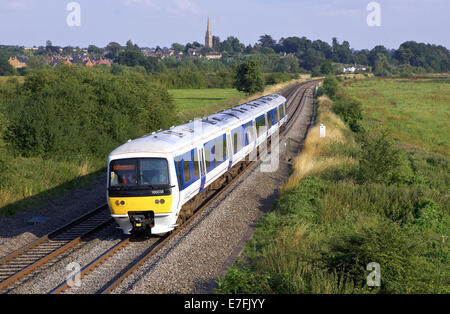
[321, 216, 430, 293]
[357, 130, 409, 184]
[333, 93, 363, 132]
[320, 75, 339, 99]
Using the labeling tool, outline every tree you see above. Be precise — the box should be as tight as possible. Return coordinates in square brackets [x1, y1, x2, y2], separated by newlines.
[259, 35, 276, 49]
[105, 42, 123, 61]
[0, 57, 15, 76]
[233, 60, 264, 95]
[374, 54, 392, 76]
[171, 43, 184, 54]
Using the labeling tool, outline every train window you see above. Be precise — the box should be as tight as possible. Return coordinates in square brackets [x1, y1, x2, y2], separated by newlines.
[232, 127, 242, 154]
[267, 110, 273, 127]
[242, 121, 253, 146]
[110, 158, 169, 188]
[176, 160, 182, 188]
[204, 134, 227, 172]
[182, 160, 191, 185]
[193, 150, 200, 178]
[140, 158, 169, 186]
[256, 114, 266, 137]
[274, 108, 279, 123]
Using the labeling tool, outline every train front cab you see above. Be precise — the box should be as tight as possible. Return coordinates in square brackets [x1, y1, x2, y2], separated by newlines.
[107, 156, 180, 235]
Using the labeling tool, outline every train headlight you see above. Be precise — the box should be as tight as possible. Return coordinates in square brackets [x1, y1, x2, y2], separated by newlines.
[160, 199, 165, 204]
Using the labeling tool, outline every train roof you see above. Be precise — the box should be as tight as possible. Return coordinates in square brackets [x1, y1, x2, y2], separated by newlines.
[109, 94, 286, 157]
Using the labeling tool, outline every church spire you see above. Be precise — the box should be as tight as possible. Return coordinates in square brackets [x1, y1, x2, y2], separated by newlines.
[205, 16, 213, 49]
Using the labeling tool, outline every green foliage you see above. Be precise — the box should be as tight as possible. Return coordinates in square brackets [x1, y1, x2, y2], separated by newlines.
[3, 66, 176, 161]
[318, 75, 339, 99]
[233, 60, 265, 95]
[357, 130, 412, 185]
[0, 56, 15, 76]
[332, 93, 363, 132]
[264, 72, 298, 85]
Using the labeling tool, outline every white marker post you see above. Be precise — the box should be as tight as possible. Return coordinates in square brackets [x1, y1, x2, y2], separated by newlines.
[320, 123, 326, 138]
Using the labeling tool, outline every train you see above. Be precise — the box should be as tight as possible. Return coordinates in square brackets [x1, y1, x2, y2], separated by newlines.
[106, 93, 287, 236]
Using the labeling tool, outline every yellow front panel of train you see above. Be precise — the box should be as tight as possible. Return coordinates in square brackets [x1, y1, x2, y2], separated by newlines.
[109, 195, 172, 215]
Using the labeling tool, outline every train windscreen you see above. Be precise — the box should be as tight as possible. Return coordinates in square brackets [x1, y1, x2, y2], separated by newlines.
[109, 158, 169, 188]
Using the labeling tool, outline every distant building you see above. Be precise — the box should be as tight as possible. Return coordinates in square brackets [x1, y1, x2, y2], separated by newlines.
[205, 17, 213, 49]
[187, 47, 202, 57]
[8, 56, 28, 68]
[64, 57, 73, 66]
[83, 57, 94, 67]
[343, 64, 368, 73]
[205, 52, 222, 60]
[95, 58, 112, 67]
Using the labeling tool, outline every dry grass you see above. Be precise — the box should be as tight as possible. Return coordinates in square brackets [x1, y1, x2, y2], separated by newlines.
[283, 96, 357, 190]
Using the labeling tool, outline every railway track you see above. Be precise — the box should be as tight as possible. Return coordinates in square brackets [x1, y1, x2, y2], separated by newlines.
[49, 80, 319, 294]
[0, 205, 112, 292]
[0, 79, 320, 294]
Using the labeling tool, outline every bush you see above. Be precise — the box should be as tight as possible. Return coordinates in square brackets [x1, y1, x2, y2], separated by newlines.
[357, 130, 409, 184]
[321, 75, 339, 99]
[333, 93, 363, 132]
[4, 66, 177, 161]
[233, 60, 265, 95]
[321, 216, 436, 293]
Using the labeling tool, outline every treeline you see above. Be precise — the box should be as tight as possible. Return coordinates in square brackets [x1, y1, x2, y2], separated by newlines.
[3, 36, 448, 78]
[177, 35, 450, 74]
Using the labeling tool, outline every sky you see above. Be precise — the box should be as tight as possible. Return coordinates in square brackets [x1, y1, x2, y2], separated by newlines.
[1, 0, 449, 51]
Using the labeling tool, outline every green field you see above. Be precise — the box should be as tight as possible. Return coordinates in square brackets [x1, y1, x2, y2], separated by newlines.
[341, 77, 450, 156]
[169, 88, 244, 121]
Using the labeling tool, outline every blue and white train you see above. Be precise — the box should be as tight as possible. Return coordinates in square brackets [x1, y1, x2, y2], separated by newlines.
[107, 94, 287, 235]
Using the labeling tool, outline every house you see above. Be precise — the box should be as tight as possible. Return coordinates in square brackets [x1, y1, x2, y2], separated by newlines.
[343, 66, 356, 73]
[94, 58, 112, 67]
[83, 57, 94, 67]
[205, 52, 222, 60]
[64, 57, 74, 66]
[186, 47, 202, 57]
[343, 64, 368, 73]
[8, 56, 28, 68]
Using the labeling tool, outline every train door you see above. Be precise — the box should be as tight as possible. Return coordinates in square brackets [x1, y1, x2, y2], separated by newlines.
[198, 147, 207, 191]
[226, 133, 232, 169]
